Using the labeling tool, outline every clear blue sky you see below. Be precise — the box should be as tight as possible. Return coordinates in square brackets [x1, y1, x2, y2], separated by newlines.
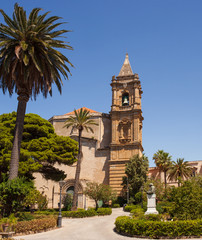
[0, 0, 202, 166]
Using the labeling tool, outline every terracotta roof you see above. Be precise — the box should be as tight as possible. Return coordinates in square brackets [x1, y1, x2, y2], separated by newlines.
[118, 53, 134, 76]
[64, 107, 98, 115]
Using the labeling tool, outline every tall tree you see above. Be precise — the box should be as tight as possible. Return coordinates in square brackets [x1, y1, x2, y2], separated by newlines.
[153, 150, 172, 189]
[123, 154, 149, 200]
[0, 112, 78, 182]
[0, 4, 73, 179]
[64, 108, 98, 210]
[168, 158, 193, 187]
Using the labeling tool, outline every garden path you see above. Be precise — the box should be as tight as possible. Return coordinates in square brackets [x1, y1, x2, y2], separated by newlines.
[14, 208, 202, 240]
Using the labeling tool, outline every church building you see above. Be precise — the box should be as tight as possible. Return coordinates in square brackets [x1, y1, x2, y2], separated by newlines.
[34, 54, 202, 208]
[34, 54, 144, 208]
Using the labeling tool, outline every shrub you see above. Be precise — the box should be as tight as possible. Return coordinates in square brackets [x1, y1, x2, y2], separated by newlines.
[0, 178, 35, 216]
[139, 214, 162, 221]
[62, 208, 97, 218]
[142, 201, 147, 212]
[0, 213, 18, 232]
[124, 205, 140, 212]
[15, 217, 57, 234]
[62, 208, 111, 218]
[37, 194, 48, 210]
[97, 208, 112, 216]
[156, 201, 174, 214]
[62, 193, 73, 211]
[168, 177, 202, 220]
[134, 192, 142, 204]
[16, 212, 34, 221]
[112, 203, 120, 208]
[115, 196, 126, 207]
[130, 208, 144, 219]
[34, 210, 57, 216]
[115, 216, 202, 238]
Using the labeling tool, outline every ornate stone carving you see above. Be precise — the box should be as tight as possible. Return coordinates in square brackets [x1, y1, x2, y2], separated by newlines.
[118, 119, 131, 143]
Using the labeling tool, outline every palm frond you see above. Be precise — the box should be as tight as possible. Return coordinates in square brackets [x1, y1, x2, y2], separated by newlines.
[64, 108, 98, 134]
[0, 3, 73, 99]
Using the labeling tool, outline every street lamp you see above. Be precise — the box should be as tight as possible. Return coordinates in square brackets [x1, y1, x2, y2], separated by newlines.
[57, 180, 65, 228]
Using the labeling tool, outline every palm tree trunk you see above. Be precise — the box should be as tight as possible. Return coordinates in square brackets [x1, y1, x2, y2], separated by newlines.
[164, 170, 167, 189]
[178, 173, 181, 187]
[9, 94, 29, 180]
[71, 129, 82, 211]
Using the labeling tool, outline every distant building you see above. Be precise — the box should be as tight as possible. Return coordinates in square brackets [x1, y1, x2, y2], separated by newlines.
[148, 160, 202, 187]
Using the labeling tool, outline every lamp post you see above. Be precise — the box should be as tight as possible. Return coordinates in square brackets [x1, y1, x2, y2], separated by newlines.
[57, 180, 65, 228]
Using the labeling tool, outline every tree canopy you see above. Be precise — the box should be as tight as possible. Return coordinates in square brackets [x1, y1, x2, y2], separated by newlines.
[167, 176, 202, 220]
[84, 182, 116, 210]
[0, 112, 78, 182]
[0, 3, 73, 179]
[153, 150, 172, 189]
[0, 3, 73, 99]
[168, 158, 193, 186]
[123, 154, 149, 200]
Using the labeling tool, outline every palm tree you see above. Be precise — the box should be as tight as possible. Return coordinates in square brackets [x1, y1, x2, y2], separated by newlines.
[64, 108, 98, 210]
[0, 4, 73, 179]
[168, 158, 193, 187]
[153, 150, 172, 189]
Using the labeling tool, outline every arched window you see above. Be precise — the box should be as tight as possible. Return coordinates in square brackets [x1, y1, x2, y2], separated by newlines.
[122, 93, 129, 106]
[66, 186, 74, 195]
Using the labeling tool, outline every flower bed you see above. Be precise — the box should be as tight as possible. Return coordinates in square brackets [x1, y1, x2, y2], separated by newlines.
[15, 217, 57, 234]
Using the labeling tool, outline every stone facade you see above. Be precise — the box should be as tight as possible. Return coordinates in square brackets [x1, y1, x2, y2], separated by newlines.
[34, 109, 111, 208]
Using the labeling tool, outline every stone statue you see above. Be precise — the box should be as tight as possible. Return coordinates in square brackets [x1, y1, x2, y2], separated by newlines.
[145, 183, 158, 215]
[147, 183, 155, 194]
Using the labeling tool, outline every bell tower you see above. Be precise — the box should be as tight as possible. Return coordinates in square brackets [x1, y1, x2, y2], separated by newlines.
[109, 54, 144, 194]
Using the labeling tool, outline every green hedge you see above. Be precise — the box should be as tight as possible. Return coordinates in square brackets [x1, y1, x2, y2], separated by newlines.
[34, 210, 58, 215]
[124, 205, 143, 212]
[112, 203, 120, 208]
[62, 208, 112, 218]
[115, 216, 202, 238]
[139, 214, 162, 221]
[15, 217, 57, 234]
[62, 208, 97, 218]
[97, 208, 112, 216]
[16, 212, 35, 221]
[130, 208, 144, 218]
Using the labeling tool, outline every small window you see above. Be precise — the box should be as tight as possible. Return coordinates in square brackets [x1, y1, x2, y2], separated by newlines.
[122, 93, 129, 106]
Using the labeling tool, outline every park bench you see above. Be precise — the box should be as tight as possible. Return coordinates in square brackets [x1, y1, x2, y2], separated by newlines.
[0, 231, 15, 239]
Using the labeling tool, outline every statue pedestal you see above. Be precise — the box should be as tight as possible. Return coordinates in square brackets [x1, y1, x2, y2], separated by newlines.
[145, 193, 158, 215]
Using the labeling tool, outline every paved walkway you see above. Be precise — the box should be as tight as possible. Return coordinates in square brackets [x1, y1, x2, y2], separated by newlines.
[14, 208, 202, 240]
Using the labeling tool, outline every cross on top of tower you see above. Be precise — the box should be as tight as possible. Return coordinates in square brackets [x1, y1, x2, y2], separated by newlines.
[118, 53, 134, 76]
